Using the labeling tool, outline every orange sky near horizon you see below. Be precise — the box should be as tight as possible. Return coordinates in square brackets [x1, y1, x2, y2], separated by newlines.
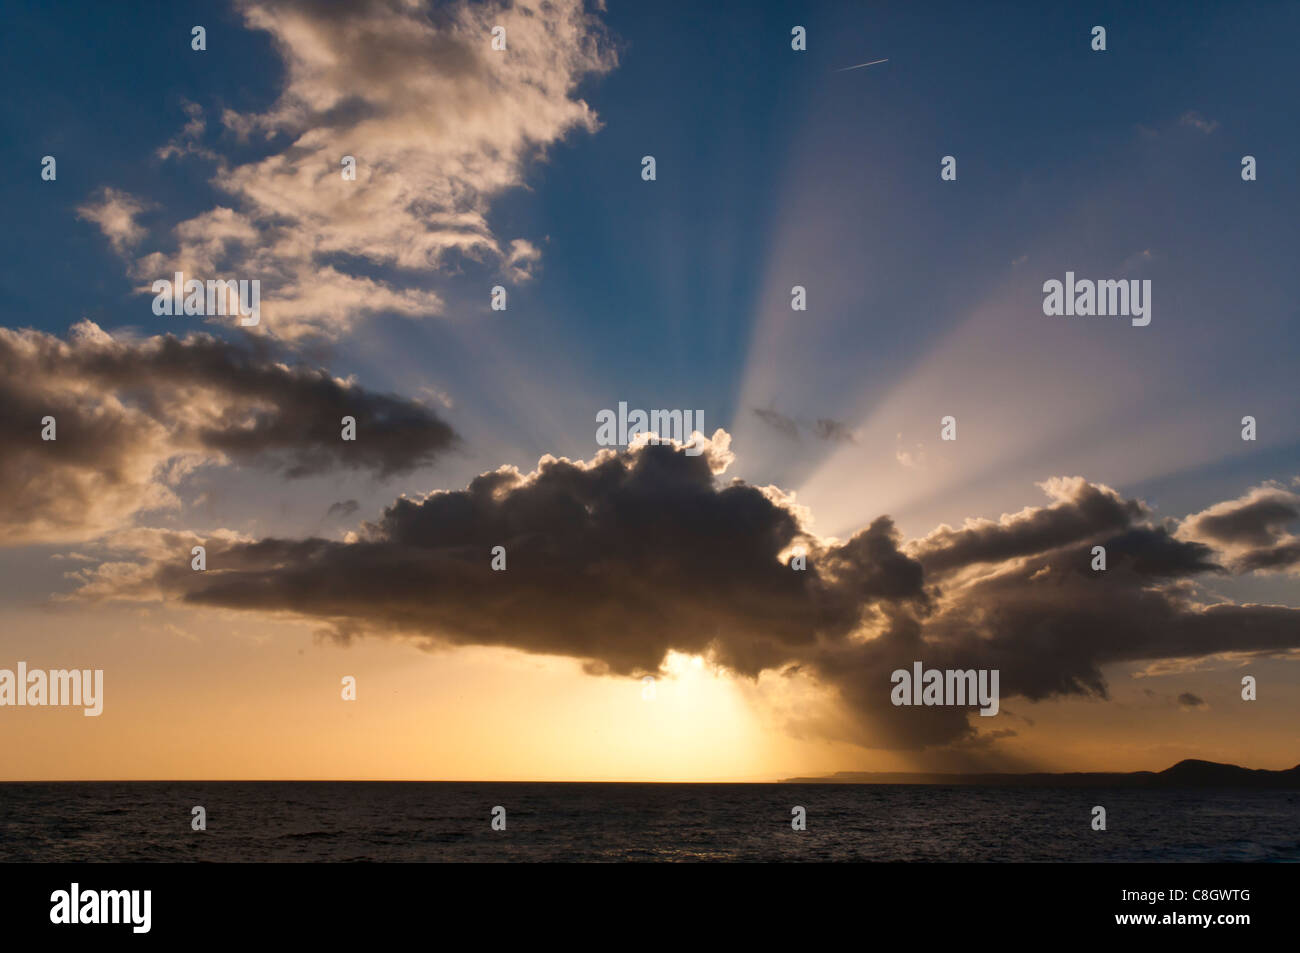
[3, 604, 1295, 781]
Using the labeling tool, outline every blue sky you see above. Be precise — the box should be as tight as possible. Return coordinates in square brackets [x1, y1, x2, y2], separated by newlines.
[3, 1, 1295, 493]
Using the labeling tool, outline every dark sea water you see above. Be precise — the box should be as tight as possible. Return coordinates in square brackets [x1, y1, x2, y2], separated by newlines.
[1, 783, 1297, 862]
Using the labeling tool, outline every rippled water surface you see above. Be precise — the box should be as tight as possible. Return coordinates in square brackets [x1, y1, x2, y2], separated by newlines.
[2, 783, 1297, 862]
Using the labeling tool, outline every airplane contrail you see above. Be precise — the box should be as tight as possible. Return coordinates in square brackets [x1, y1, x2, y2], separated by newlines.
[835, 58, 889, 72]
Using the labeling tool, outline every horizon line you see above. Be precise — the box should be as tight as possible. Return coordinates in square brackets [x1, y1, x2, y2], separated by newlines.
[5, 758, 1298, 785]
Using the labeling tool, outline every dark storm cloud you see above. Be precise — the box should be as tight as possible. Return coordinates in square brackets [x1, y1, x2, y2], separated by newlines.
[0, 322, 456, 543]
[1186, 495, 1299, 546]
[119, 436, 926, 678]
[1178, 692, 1206, 708]
[793, 523, 1240, 750]
[327, 500, 362, 519]
[1094, 527, 1221, 578]
[1239, 541, 1300, 571]
[1180, 484, 1300, 573]
[913, 542, 1238, 702]
[912, 477, 1145, 575]
[70, 437, 1300, 752]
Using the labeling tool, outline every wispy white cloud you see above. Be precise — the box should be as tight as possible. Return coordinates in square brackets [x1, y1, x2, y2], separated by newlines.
[77, 188, 153, 255]
[90, 0, 617, 342]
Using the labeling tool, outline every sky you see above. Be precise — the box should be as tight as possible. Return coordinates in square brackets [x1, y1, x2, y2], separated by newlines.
[1, 0, 1298, 780]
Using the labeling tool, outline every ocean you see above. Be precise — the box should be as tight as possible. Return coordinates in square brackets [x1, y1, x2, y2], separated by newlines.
[2, 782, 1297, 862]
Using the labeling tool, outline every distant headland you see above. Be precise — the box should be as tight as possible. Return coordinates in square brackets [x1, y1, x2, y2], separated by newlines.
[780, 759, 1300, 787]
